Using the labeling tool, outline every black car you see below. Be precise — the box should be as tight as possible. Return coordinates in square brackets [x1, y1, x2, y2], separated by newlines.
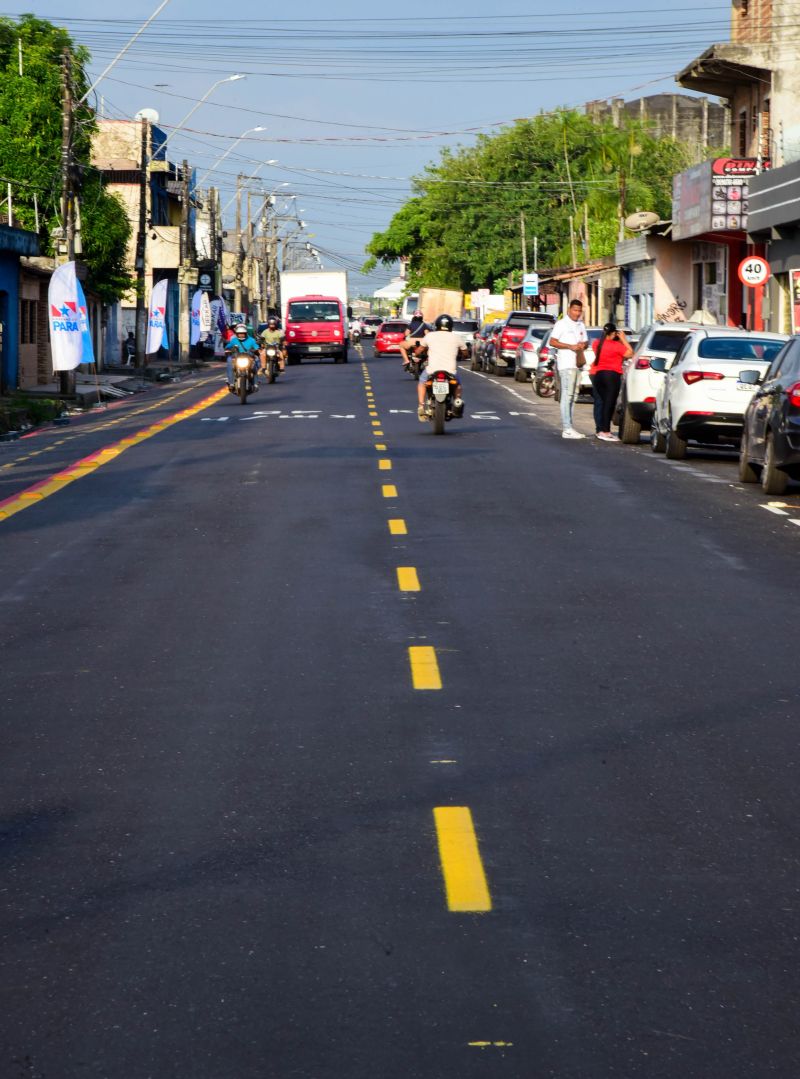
[739, 335, 800, 495]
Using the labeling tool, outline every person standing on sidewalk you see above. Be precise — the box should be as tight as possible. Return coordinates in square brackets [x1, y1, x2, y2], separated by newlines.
[589, 323, 633, 441]
[550, 299, 589, 439]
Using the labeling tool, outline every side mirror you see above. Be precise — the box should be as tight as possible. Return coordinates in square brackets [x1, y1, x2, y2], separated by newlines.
[649, 357, 667, 373]
[738, 368, 762, 385]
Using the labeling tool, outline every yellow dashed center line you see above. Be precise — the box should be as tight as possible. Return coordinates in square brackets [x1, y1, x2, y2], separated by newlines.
[382, 484, 397, 498]
[373, 429, 384, 436]
[397, 567, 420, 592]
[388, 518, 407, 535]
[408, 645, 441, 690]
[375, 443, 387, 451]
[378, 459, 392, 471]
[371, 420, 381, 427]
[433, 807, 492, 913]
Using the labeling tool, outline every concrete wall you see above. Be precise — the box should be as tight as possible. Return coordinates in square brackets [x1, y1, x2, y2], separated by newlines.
[585, 94, 726, 157]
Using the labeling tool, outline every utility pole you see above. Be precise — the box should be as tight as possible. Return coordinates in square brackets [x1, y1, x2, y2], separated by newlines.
[569, 217, 577, 268]
[134, 118, 149, 368]
[520, 211, 527, 277]
[58, 47, 75, 396]
[178, 158, 191, 362]
[234, 173, 243, 314]
[584, 203, 590, 261]
[533, 235, 538, 272]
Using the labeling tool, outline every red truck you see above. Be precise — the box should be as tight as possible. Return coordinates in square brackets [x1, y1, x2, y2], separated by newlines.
[280, 271, 350, 365]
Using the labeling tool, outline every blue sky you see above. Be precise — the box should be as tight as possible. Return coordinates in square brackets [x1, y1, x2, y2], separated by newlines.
[18, 1, 731, 294]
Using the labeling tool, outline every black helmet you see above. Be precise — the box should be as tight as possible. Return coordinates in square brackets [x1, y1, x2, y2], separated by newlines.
[435, 314, 454, 331]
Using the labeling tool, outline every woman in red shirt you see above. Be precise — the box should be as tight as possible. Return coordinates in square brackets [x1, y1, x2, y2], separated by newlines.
[590, 323, 633, 441]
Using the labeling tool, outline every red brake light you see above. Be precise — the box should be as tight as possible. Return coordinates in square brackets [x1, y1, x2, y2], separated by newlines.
[683, 371, 725, 385]
[435, 371, 447, 380]
[788, 382, 800, 408]
[522, 341, 536, 352]
[539, 345, 549, 359]
[635, 356, 652, 369]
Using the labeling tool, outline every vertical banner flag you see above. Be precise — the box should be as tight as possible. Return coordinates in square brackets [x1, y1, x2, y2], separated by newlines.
[146, 278, 169, 354]
[190, 289, 202, 346]
[49, 262, 86, 371]
[76, 278, 95, 366]
[200, 291, 212, 335]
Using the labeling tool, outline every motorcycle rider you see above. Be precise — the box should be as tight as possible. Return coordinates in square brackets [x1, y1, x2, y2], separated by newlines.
[416, 313, 467, 421]
[226, 322, 261, 390]
[400, 308, 428, 371]
[259, 316, 286, 372]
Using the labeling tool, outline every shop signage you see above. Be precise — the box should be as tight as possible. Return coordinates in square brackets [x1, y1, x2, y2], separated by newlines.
[738, 256, 770, 288]
[791, 270, 800, 333]
[673, 158, 769, 242]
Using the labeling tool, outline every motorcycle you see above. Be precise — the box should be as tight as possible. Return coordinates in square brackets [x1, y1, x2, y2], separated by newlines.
[423, 370, 463, 435]
[534, 356, 557, 398]
[403, 342, 425, 381]
[350, 327, 362, 346]
[229, 350, 259, 405]
[263, 344, 281, 384]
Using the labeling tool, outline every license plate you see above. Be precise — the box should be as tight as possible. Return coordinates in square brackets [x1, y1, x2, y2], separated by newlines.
[308, 346, 322, 353]
[736, 382, 754, 390]
[432, 385, 449, 399]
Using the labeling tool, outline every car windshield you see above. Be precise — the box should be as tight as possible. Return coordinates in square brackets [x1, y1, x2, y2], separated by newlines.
[697, 337, 785, 362]
[453, 321, 479, 332]
[288, 302, 340, 322]
[381, 323, 407, 332]
[648, 330, 691, 353]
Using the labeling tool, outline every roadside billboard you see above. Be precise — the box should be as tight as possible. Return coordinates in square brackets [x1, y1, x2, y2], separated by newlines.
[672, 158, 768, 241]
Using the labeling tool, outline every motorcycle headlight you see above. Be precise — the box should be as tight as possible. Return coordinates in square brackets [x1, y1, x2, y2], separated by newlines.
[235, 357, 250, 370]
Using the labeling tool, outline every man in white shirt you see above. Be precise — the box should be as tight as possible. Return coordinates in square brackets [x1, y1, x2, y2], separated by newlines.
[416, 314, 467, 420]
[549, 299, 589, 439]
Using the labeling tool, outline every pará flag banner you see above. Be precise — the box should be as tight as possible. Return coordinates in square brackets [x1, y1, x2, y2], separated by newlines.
[76, 278, 95, 366]
[200, 291, 212, 334]
[190, 289, 202, 346]
[146, 278, 169, 354]
[49, 262, 86, 371]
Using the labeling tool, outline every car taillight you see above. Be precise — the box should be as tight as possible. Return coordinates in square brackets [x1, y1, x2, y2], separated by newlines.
[539, 345, 549, 359]
[635, 356, 652, 369]
[522, 341, 536, 352]
[788, 382, 800, 408]
[683, 371, 725, 385]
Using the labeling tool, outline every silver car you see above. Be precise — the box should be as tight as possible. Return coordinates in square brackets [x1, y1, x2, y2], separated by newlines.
[451, 319, 479, 357]
[513, 323, 552, 381]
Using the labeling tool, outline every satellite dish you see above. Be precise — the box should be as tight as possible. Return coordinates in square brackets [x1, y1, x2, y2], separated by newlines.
[134, 108, 160, 124]
[624, 210, 660, 232]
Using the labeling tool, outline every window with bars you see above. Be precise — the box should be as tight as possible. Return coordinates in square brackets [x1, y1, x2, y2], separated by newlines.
[20, 299, 37, 345]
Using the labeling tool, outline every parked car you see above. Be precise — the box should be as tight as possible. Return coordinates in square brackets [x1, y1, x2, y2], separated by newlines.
[738, 335, 800, 494]
[360, 315, 383, 338]
[649, 328, 788, 459]
[374, 320, 410, 354]
[487, 311, 555, 376]
[452, 318, 480, 357]
[513, 323, 552, 381]
[617, 323, 707, 443]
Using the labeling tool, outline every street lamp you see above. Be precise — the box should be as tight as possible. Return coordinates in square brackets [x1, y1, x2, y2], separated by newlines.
[196, 127, 268, 189]
[158, 74, 246, 157]
[220, 164, 280, 217]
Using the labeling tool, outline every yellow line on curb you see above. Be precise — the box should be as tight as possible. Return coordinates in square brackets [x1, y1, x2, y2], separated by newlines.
[409, 645, 441, 689]
[397, 567, 420, 591]
[0, 388, 228, 524]
[389, 518, 407, 535]
[433, 807, 492, 913]
[378, 459, 392, 470]
[382, 484, 397, 498]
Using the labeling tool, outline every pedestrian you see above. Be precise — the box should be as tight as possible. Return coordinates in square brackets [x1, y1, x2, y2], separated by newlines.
[550, 299, 589, 438]
[589, 323, 633, 441]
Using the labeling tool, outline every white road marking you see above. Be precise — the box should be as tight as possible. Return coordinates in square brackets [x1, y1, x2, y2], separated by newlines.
[790, 519, 800, 527]
[761, 504, 790, 516]
[509, 411, 538, 417]
[291, 410, 322, 415]
[471, 413, 501, 421]
[331, 414, 356, 419]
[389, 409, 415, 414]
[201, 417, 230, 422]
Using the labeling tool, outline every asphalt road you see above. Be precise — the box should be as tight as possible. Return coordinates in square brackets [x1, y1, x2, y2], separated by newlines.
[1, 345, 799, 1078]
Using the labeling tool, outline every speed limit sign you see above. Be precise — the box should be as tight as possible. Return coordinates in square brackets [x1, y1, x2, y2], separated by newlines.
[738, 256, 771, 288]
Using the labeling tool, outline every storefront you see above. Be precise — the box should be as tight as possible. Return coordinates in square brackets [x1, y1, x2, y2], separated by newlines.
[616, 230, 695, 330]
[747, 158, 800, 334]
[672, 157, 768, 327]
[0, 225, 41, 393]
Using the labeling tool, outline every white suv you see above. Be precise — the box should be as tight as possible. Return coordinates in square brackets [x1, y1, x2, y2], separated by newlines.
[649, 328, 788, 459]
[618, 323, 705, 443]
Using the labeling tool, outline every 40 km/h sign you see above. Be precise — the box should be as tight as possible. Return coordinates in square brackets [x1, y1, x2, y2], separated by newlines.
[738, 256, 771, 288]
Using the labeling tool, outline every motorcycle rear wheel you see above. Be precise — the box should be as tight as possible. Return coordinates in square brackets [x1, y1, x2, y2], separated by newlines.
[433, 398, 446, 435]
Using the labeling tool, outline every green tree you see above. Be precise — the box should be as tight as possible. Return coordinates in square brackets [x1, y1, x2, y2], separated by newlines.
[366, 110, 707, 287]
[0, 14, 132, 302]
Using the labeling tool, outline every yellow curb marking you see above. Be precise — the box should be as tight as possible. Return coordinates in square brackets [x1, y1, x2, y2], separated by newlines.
[433, 807, 492, 913]
[408, 645, 441, 690]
